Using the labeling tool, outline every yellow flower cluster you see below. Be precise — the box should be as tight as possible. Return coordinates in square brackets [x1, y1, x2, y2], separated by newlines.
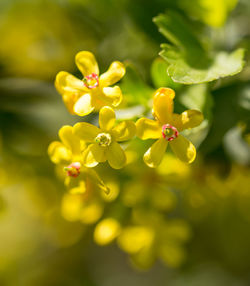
[48, 50, 204, 205]
[47, 51, 204, 268]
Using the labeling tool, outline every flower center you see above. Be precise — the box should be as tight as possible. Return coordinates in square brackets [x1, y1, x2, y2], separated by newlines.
[83, 73, 99, 89]
[64, 162, 81, 178]
[162, 124, 179, 141]
[95, 133, 112, 147]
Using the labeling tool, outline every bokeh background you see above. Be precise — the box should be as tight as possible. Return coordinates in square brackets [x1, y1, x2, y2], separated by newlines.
[0, 0, 250, 285]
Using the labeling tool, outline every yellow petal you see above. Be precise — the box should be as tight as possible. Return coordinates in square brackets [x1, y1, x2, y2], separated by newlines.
[55, 71, 88, 94]
[75, 51, 99, 76]
[102, 86, 123, 107]
[143, 138, 168, 168]
[61, 193, 82, 221]
[73, 93, 95, 116]
[58, 125, 81, 155]
[170, 135, 196, 163]
[94, 218, 121, 245]
[136, 118, 162, 140]
[153, 88, 175, 124]
[117, 226, 154, 254]
[107, 141, 126, 169]
[82, 143, 106, 167]
[112, 121, 136, 141]
[172, 110, 204, 131]
[100, 61, 125, 86]
[55, 71, 88, 113]
[73, 122, 100, 142]
[48, 141, 72, 164]
[80, 202, 103, 224]
[99, 106, 116, 131]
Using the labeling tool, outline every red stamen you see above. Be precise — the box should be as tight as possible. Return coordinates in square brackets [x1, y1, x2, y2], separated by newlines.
[64, 162, 81, 178]
[83, 73, 99, 89]
[162, 124, 179, 142]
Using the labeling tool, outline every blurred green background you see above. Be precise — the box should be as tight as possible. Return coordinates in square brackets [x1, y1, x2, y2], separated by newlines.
[0, 0, 250, 285]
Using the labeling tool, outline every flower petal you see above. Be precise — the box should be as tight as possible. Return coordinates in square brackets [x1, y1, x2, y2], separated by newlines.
[55, 71, 87, 93]
[136, 118, 162, 140]
[172, 110, 204, 131]
[99, 106, 116, 131]
[101, 86, 123, 107]
[143, 138, 168, 168]
[48, 141, 72, 164]
[112, 121, 136, 141]
[82, 143, 107, 167]
[73, 122, 100, 142]
[58, 125, 81, 155]
[107, 142, 126, 169]
[55, 71, 88, 113]
[170, 135, 196, 163]
[100, 61, 125, 86]
[75, 51, 99, 76]
[73, 93, 95, 116]
[153, 88, 175, 124]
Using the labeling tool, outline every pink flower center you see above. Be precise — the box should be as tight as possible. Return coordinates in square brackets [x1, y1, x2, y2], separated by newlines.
[64, 162, 81, 178]
[83, 73, 99, 89]
[162, 124, 179, 141]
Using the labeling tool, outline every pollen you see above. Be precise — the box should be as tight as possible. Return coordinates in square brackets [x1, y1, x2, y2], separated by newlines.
[64, 162, 81, 177]
[95, 133, 112, 147]
[83, 73, 99, 89]
[162, 124, 179, 141]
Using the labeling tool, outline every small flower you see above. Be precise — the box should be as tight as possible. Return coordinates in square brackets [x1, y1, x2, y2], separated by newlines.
[73, 106, 136, 169]
[48, 125, 109, 193]
[64, 162, 81, 178]
[55, 51, 125, 116]
[136, 88, 204, 167]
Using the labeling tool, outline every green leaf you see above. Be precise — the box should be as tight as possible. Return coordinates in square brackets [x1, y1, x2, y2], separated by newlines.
[178, 84, 213, 120]
[153, 12, 245, 85]
[151, 57, 182, 90]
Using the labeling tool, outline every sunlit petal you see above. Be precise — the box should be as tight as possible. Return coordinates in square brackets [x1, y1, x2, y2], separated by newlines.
[102, 86, 123, 107]
[73, 93, 95, 116]
[170, 135, 196, 163]
[172, 110, 204, 131]
[112, 121, 136, 141]
[73, 122, 100, 142]
[143, 138, 168, 168]
[153, 88, 175, 124]
[59, 125, 81, 154]
[75, 51, 99, 76]
[100, 61, 125, 86]
[82, 143, 106, 167]
[107, 141, 126, 169]
[136, 118, 162, 140]
[99, 106, 116, 131]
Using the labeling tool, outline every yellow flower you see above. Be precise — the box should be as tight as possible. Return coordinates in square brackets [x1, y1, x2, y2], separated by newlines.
[73, 106, 136, 169]
[48, 125, 109, 193]
[55, 51, 125, 116]
[136, 88, 204, 167]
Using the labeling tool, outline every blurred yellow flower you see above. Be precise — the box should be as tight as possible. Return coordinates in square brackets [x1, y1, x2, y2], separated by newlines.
[136, 88, 203, 167]
[94, 218, 121, 245]
[61, 190, 104, 225]
[73, 106, 136, 169]
[48, 125, 109, 193]
[55, 51, 125, 116]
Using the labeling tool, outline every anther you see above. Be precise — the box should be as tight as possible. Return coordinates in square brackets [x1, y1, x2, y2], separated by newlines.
[162, 124, 179, 141]
[95, 133, 112, 147]
[64, 162, 81, 177]
[83, 73, 99, 89]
